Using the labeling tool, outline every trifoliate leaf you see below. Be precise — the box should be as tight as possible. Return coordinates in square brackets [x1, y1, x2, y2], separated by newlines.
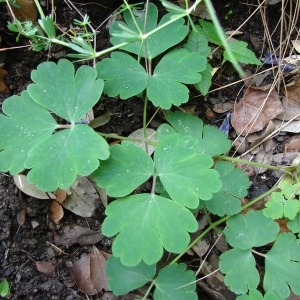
[184, 25, 211, 57]
[205, 161, 249, 216]
[154, 263, 197, 300]
[263, 192, 300, 220]
[96, 52, 148, 99]
[147, 49, 206, 109]
[223, 41, 262, 65]
[102, 194, 198, 266]
[25, 124, 109, 191]
[106, 256, 156, 296]
[0, 91, 57, 174]
[154, 133, 221, 208]
[194, 63, 213, 96]
[156, 111, 231, 156]
[110, 3, 188, 59]
[288, 212, 300, 233]
[264, 232, 300, 299]
[92, 141, 154, 197]
[236, 290, 279, 300]
[224, 211, 279, 249]
[219, 248, 259, 295]
[27, 59, 104, 123]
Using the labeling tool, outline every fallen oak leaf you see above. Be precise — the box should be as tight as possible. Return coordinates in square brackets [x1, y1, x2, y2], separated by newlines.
[54, 225, 104, 248]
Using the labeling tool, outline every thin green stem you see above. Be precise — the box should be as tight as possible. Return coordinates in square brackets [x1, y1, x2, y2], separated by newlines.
[170, 186, 277, 265]
[216, 155, 287, 172]
[33, 0, 45, 19]
[203, 0, 244, 76]
[97, 132, 158, 146]
[142, 280, 155, 300]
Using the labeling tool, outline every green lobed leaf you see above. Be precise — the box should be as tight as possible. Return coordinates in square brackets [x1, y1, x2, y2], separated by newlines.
[157, 111, 231, 156]
[184, 25, 211, 57]
[147, 49, 206, 109]
[96, 52, 148, 99]
[219, 248, 259, 295]
[154, 263, 197, 300]
[0, 91, 57, 174]
[154, 133, 221, 208]
[25, 124, 109, 191]
[92, 141, 154, 197]
[204, 161, 249, 216]
[110, 3, 188, 59]
[102, 193, 198, 266]
[288, 212, 300, 233]
[224, 211, 279, 249]
[223, 41, 262, 65]
[27, 59, 104, 123]
[264, 232, 300, 299]
[106, 255, 156, 296]
[199, 19, 222, 45]
[263, 192, 300, 220]
[194, 63, 213, 96]
[236, 290, 280, 300]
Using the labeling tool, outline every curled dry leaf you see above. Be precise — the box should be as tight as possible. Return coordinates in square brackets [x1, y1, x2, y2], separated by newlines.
[0, 69, 9, 93]
[49, 189, 67, 223]
[54, 225, 104, 248]
[36, 261, 55, 275]
[14, 174, 56, 199]
[292, 40, 300, 53]
[231, 86, 284, 135]
[8, 0, 38, 22]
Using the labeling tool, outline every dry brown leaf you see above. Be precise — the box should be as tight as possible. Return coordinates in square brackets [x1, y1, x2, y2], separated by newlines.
[280, 79, 300, 104]
[54, 225, 104, 248]
[177, 0, 210, 18]
[90, 246, 108, 292]
[213, 102, 234, 113]
[292, 40, 300, 53]
[71, 255, 97, 295]
[17, 208, 26, 226]
[231, 87, 284, 135]
[36, 261, 55, 275]
[0, 69, 9, 93]
[62, 176, 98, 217]
[8, 0, 38, 22]
[49, 201, 64, 223]
[14, 174, 56, 199]
[277, 97, 300, 121]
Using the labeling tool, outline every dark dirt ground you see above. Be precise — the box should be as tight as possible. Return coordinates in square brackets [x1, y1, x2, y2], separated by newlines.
[0, 0, 295, 299]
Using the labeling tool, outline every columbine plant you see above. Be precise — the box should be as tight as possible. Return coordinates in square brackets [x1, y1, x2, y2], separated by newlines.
[1, 1, 300, 299]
